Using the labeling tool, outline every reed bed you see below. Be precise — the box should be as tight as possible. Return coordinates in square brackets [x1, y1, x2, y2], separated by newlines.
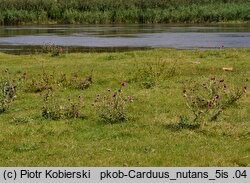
[0, 0, 249, 24]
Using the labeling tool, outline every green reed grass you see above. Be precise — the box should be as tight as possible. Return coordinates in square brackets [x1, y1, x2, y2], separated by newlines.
[0, 0, 249, 24]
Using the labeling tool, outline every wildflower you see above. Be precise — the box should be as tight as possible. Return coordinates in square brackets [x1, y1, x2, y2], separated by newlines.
[112, 93, 116, 98]
[213, 94, 221, 99]
[208, 101, 213, 107]
[211, 77, 216, 82]
[219, 109, 223, 113]
[122, 82, 127, 87]
[220, 79, 224, 83]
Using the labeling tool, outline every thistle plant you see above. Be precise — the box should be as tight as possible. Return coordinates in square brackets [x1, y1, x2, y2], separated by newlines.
[133, 61, 177, 89]
[93, 82, 133, 123]
[0, 69, 18, 113]
[68, 73, 92, 90]
[25, 69, 56, 93]
[182, 77, 247, 125]
[41, 89, 84, 120]
[41, 44, 65, 57]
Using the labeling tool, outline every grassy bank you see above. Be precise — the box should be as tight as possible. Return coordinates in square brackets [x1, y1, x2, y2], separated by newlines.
[0, 48, 249, 166]
[0, 0, 249, 24]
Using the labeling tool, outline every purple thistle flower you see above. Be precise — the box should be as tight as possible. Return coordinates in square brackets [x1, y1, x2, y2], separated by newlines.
[208, 101, 213, 107]
[213, 94, 221, 99]
[220, 79, 224, 83]
[112, 93, 116, 98]
[122, 82, 127, 87]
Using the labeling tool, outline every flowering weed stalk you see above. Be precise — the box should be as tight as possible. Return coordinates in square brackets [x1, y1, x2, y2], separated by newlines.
[93, 82, 133, 123]
[0, 69, 18, 113]
[41, 89, 84, 120]
[182, 77, 247, 125]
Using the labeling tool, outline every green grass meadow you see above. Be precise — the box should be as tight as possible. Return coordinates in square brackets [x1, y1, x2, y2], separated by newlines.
[0, 48, 249, 166]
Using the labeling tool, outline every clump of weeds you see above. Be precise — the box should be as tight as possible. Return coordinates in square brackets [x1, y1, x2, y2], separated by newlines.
[178, 77, 248, 128]
[41, 89, 84, 120]
[132, 61, 178, 89]
[0, 69, 18, 113]
[25, 69, 56, 93]
[41, 44, 67, 57]
[93, 82, 133, 123]
[63, 72, 93, 90]
[25, 68, 93, 92]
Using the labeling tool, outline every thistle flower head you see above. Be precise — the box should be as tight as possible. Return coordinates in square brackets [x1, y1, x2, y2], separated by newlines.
[122, 82, 127, 87]
[213, 94, 221, 99]
[208, 101, 213, 107]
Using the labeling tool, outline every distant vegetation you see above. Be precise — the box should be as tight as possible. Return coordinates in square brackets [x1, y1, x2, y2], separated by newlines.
[0, 0, 249, 24]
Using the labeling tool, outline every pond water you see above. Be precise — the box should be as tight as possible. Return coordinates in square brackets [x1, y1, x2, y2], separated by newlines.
[0, 24, 249, 53]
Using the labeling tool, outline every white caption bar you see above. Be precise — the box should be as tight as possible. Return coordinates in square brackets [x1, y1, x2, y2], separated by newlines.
[0, 167, 249, 183]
